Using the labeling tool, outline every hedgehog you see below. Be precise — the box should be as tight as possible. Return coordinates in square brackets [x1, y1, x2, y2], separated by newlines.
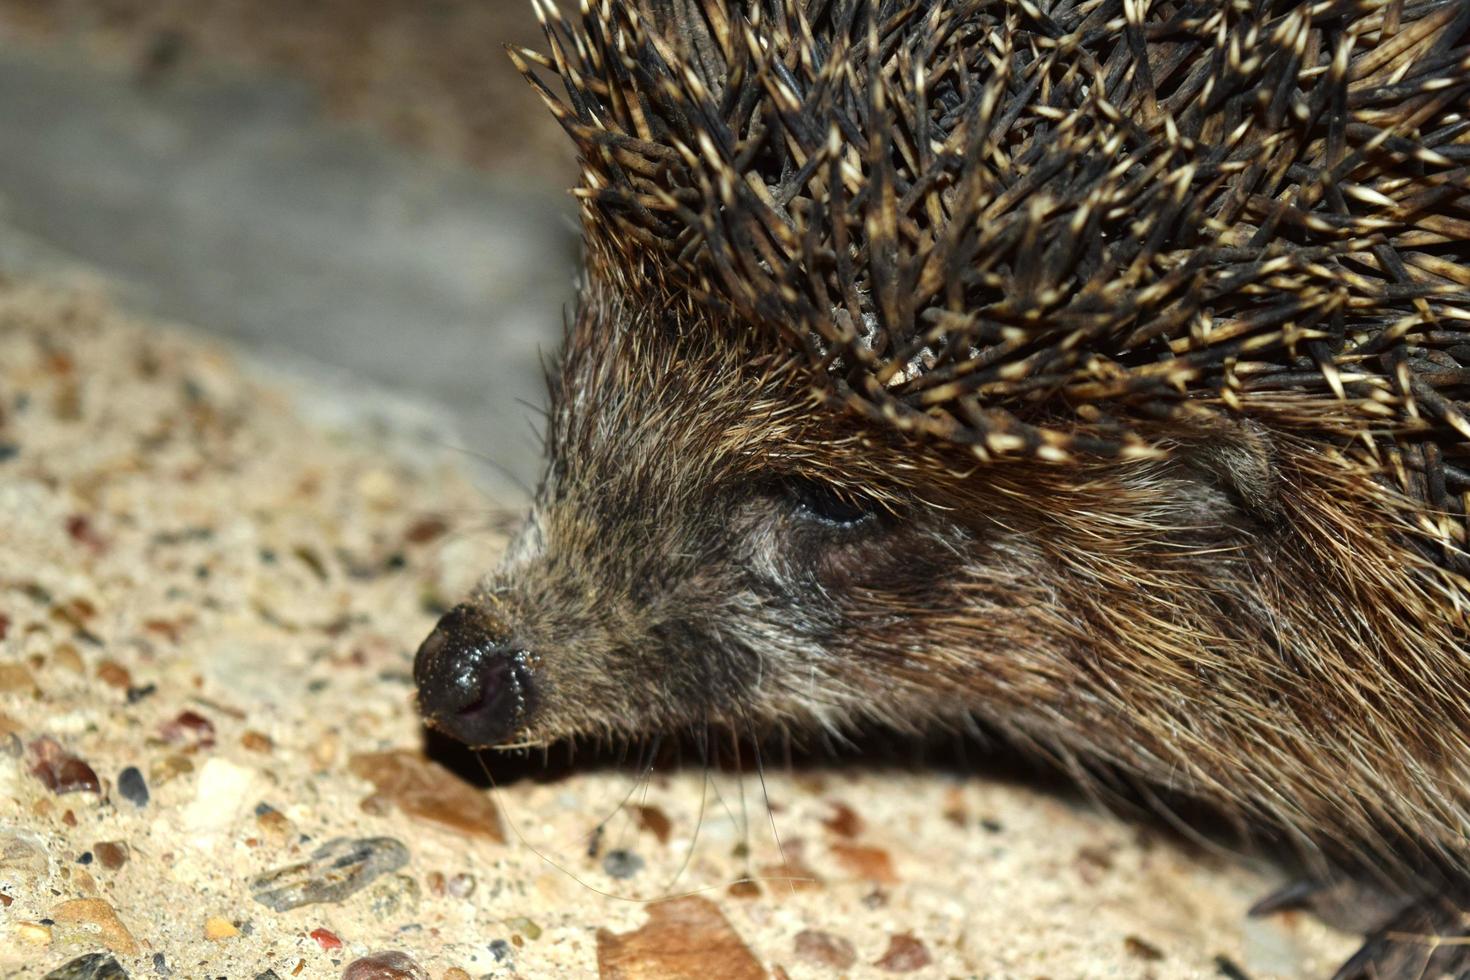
[411, 0, 1470, 975]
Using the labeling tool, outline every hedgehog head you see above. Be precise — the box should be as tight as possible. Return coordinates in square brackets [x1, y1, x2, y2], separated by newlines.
[416, 0, 1470, 857]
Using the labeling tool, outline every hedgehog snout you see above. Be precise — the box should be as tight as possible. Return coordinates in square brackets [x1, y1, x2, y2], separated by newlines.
[414, 603, 536, 747]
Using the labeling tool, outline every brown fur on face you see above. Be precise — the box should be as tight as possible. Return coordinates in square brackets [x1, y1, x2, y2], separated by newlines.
[438, 281, 1470, 889]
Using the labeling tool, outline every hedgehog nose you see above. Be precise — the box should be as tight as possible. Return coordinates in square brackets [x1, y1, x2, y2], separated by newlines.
[414, 603, 535, 747]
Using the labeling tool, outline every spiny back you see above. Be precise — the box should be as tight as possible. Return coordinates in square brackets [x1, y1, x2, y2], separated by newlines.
[516, 0, 1470, 549]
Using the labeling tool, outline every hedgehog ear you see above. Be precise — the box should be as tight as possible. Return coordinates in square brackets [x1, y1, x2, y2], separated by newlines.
[637, 0, 728, 95]
[1179, 419, 1280, 524]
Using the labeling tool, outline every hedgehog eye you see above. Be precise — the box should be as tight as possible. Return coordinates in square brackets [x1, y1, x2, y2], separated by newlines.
[787, 477, 876, 528]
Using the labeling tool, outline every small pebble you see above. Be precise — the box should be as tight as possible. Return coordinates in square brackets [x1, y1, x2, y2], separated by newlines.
[29, 737, 100, 794]
[445, 872, 475, 899]
[311, 927, 344, 950]
[148, 754, 192, 786]
[241, 730, 274, 753]
[142, 618, 183, 643]
[63, 514, 105, 556]
[52, 644, 84, 673]
[17, 920, 52, 945]
[182, 757, 261, 833]
[357, 468, 400, 507]
[312, 730, 339, 767]
[404, 517, 448, 544]
[341, 951, 428, 980]
[367, 873, 421, 918]
[293, 544, 329, 581]
[94, 841, 129, 870]
[941, 792, 967, 827]
[875, 932, 932, 973]
[507, 916, 541, 941]
[0, 442, 18, 462]
[488, 939, 513, 964]
[1125, 935, 1164, 961]
[347, 751, 503, 842]
[602, 849, 644, 879]
[632, 804, 671, 843]
[596, 896, 762, 979]
[95, 660, 131, 689]
[42, 953, 130, 980]
[159, 709, 216, 749]
[441, 971, 471, 980]
[151, 953, 170, 976]
[830, 842, 897, 883]
[250, 837, 409, 912]
[0, 662, 38, 694]
[54, 381, 83, 421]
[727, 880, 761, 898]
[256, 804, 292, 842]
[822, 801, 864, 838]
[77, 850, 93, 865]
[50, 898, 140, 955]
[1215, 955, 1253, 980]
[794, 929, 857, 969]
[72, 865, 99, 895]
[204, 915, 240, 940]
[116, 766, 149, 807]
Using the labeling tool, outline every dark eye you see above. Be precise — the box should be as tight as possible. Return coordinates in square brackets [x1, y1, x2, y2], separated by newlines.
[788, 477, 876, 527]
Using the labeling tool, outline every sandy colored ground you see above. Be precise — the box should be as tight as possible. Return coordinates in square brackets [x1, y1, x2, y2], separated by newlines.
[0, 280, 1364, 978]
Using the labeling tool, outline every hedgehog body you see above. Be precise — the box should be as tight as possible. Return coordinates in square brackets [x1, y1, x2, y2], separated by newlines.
[413, 2, 1470, 974]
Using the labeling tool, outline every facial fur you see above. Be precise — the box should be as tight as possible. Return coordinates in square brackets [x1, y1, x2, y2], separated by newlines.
[417, 279, 1470, 884]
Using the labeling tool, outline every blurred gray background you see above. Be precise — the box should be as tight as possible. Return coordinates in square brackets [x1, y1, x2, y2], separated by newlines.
[0, 0, 581, 499]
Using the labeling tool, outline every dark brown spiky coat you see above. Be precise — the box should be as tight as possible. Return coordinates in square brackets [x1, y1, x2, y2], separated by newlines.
[414, 1, 1470, 974]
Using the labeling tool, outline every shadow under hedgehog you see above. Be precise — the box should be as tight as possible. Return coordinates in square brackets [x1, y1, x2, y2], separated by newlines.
[413, 1, 1470, 975]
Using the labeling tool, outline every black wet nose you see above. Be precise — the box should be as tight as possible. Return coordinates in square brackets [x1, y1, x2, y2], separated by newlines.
[413, 604, 535, 747]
